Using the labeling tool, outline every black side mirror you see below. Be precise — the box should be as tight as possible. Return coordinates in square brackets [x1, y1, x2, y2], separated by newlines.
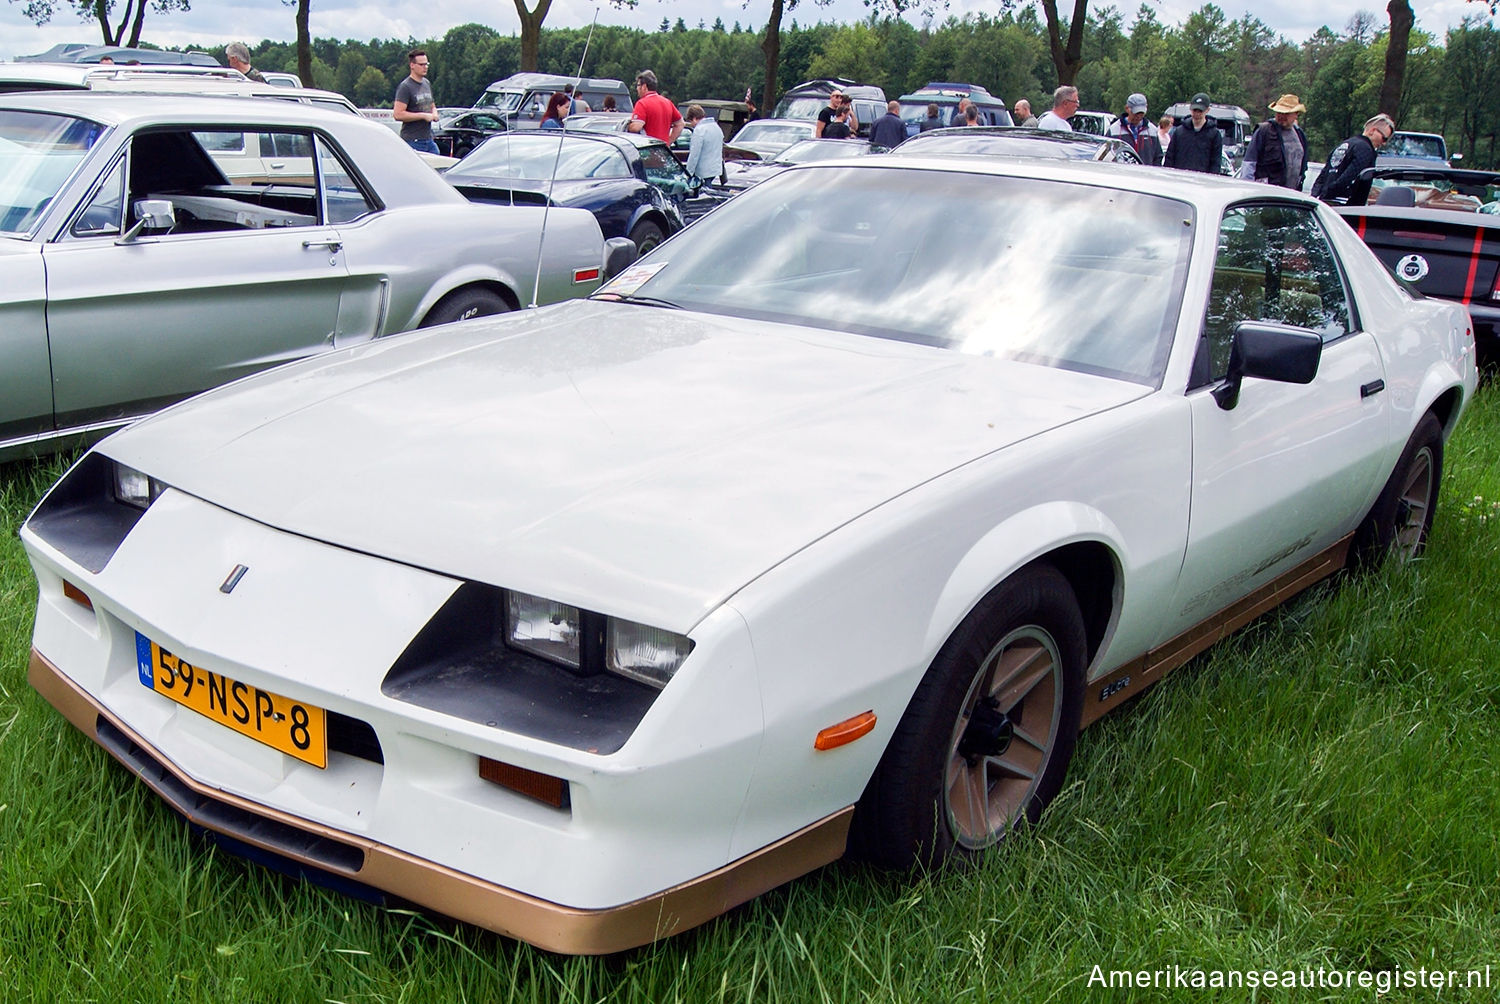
[1212, 321, 1322, 410]
[602, 237, 638, 281]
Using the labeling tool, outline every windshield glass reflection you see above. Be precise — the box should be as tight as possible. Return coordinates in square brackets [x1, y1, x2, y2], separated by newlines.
[614, 165, 1193, 384]
[0, 112, 104, 235]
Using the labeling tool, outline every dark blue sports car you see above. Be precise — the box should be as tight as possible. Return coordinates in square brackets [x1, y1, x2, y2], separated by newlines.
[444, 131, 697, 252]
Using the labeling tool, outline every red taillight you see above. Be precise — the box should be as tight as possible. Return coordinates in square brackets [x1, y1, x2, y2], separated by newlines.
[479, 757, 569, 809]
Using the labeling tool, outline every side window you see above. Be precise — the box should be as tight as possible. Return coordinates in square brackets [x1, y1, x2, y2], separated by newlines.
[1201, 203, 1353, 381]
[70, 155, 126, 238]
[640, 146, 688, 195]
[315, 135, 376, 224]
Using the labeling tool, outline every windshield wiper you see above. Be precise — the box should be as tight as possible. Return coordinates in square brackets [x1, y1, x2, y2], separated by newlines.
[593, 293, 681, 309]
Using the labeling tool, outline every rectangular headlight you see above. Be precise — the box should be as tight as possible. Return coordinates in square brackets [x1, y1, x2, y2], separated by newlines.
[112, 463, 163, 510]
[607, 618, 693, 689]
[505, 591, 582, 669]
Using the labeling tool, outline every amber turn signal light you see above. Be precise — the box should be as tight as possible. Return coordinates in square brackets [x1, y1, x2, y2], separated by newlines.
[62, 580, 93, 611]
[479, 756, 570, 809]
[814, 710, 876, 751]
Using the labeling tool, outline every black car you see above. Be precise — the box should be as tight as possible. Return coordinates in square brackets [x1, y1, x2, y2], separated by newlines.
[436, 109, 510, 159]
[445, 131, 699, 252]
[897, 126, 1142, 163]
[1337, 165, 1500, 361]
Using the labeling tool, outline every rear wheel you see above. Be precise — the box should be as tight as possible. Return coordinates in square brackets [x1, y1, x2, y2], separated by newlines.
[1352, 412, 1443, 566]
[420, 287, 511, 328]
[627, 220, 666, 255]
[851, 563, 1087, 868]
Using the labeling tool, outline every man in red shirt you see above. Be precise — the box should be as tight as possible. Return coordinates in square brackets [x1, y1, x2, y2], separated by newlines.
[627, 69, 683, 145]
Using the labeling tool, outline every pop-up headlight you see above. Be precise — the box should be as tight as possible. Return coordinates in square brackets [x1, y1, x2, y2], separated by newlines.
[505, 591, 583, 669]
[112, 463, 164, 510]
[607, 619, 693, 689]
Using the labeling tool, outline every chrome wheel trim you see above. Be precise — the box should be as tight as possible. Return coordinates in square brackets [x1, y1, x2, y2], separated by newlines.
[943, 625, 1064, 850]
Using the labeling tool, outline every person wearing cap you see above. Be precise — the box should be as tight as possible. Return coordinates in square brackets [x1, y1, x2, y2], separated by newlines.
[1311, 113, 1395, 203]
[1164, 92, 1224, 174]
[1108, 93, 1163, 165]
[1240, 93, 1309, 189]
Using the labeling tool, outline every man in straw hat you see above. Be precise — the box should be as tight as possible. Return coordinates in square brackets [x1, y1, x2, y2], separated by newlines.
[1240, 93, 1309, 189]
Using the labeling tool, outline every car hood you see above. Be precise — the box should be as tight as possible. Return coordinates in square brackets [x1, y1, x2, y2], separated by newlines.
[103, 300, 1148, 633]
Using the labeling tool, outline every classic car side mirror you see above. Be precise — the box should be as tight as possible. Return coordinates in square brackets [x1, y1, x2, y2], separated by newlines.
[1212, 321, 1323, 410]
[602, 237, 638, 281]
[118, 199, 175, 244]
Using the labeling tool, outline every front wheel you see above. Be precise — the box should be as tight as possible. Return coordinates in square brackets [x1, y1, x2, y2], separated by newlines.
[627, 220, 666, 256]
[1352, 412, 1443, 566]
[851, 563, 1087, 868]
[420, 287, 511, 328]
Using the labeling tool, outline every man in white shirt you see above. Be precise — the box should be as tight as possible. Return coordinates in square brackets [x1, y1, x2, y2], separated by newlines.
[1037, 86, 1078, 131]
[684, 105, 724, 185]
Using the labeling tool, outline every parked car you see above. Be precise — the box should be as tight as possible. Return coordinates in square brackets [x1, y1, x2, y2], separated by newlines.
[717, 138, 877, 193]
[434, 108, 510, 158]
[1379, 130, 1460, 168]
[0, 61, 249, 93]
[898, 126, 1141, 163]
[1335, 165, 1500, 361]
[259, 71, 303, 88]
[727, 117, 819, 159]
[21, 155, 1475, 956]
[772, 78, 886, 139]
[1068, 110, 1118, 136]
[0, 94, 618, 460]
[896, 82, 1013, 135]
[473, 73, 633, 130]
[444, 131, 697, 252]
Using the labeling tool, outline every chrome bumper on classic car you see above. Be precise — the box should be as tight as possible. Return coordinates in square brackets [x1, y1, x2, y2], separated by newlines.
[30, 648, 851, 955]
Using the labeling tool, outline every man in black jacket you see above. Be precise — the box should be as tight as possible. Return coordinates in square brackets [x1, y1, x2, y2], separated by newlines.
[1164, 93, 1223, 173]
[1312, 114, 1395, 202]
[1240, 93, 1310, 189]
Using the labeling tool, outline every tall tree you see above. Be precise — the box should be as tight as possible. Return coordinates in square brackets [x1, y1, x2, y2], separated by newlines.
[514, 0, 555, 71]
[1378, 0, 1414, 118]
[1039, 0, 1089, 84]
[294, 0, 312, 86]
[8, 0, 190, 46]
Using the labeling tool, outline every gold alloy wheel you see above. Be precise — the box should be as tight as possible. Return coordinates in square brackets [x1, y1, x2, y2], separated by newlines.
[1394, 444, 1435, 557]
[943, 625, 1064, 849]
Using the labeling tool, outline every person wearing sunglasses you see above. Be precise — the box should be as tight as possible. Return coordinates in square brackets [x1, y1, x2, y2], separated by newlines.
[1312, 113, 1397, 203]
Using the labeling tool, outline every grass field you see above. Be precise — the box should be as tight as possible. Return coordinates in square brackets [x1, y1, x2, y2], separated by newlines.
[3, 391, 1499, 1003]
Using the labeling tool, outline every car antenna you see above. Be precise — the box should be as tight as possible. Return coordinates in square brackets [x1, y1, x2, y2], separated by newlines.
[530, 5, 600, 309]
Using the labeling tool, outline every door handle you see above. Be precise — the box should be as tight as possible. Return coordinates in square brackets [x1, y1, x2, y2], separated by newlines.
[1361, 379, 1385, 398]
[302, 238, 343, 253]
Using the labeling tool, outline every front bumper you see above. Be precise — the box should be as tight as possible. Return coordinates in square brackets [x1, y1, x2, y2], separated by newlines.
[31, 649, 852, 954]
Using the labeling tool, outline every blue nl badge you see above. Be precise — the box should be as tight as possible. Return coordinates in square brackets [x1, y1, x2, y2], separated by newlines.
[135, 632, 153, 687]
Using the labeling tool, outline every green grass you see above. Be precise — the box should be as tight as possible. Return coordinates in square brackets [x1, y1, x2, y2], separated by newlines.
[4, 393, 1500, 1003]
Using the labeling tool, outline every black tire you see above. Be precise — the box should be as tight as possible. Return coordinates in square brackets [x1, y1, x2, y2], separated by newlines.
[851, 563, 1087, 869]
[420, 287, 511, 328]
[1351, 412, 1443, 567]
[627, 220, 666, 256]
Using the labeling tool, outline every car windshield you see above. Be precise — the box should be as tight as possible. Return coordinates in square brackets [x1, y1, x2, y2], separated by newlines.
[459, 134, 630, 180]
[734, 122, 811, 147]
[0, 111, 104, 235]
[1368, 174, 1500, 213]
[775, 140, 873, 164]
[899, 132, 1085, 160]
[602, 166, 1193, 384]
[475, 89, 525, 112]
[899, 101, 955, 128]
[773, 96, 828, 120]
[1384, 134, 1445, 160]
[565, 115, 630, 134]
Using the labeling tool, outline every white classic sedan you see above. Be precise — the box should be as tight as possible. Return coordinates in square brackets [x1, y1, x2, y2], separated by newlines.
[22, 157, 1477, 953]
[0, 93, 617, 461]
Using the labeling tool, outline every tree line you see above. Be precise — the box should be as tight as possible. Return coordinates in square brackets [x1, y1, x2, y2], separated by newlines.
[226, 4, 1499, 169]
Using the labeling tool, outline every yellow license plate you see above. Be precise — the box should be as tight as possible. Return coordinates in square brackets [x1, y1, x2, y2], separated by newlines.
[135, 632, 327, 768]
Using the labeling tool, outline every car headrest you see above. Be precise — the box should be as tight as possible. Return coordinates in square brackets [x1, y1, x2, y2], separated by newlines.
[1375, 185, 1416, 207]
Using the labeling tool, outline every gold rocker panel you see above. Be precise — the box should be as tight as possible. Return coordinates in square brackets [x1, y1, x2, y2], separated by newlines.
[1081, 534, 1352, 728]
[28, 650, 852, 955]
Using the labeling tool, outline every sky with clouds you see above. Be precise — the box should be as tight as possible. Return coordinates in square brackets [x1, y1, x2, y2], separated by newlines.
[0, 0, 1491, 66]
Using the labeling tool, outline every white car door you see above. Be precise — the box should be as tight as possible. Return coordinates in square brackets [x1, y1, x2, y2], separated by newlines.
[1160, 201, 1393, 641]
[40, 127, 350, 428]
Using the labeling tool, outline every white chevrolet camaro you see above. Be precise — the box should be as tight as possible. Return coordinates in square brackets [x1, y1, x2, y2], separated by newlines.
[22, 157, 1477, 954]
